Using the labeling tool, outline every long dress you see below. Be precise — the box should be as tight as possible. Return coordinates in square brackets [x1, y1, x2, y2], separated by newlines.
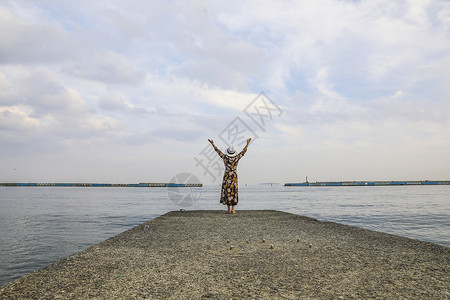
[211, 143, 249, 206]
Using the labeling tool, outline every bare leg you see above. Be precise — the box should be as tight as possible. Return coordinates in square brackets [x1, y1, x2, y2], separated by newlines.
[227, 204, 231, 213]
[231, 205, 235, 214]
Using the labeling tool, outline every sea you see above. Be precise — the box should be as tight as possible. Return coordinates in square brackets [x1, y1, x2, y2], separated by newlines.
[0, 184, 449, 286]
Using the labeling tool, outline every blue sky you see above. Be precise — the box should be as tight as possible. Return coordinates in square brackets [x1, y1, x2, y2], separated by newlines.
[1, 0, 449, 184]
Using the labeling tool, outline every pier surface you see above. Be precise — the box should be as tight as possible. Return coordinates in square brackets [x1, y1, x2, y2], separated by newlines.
[1, 210, 448, 299]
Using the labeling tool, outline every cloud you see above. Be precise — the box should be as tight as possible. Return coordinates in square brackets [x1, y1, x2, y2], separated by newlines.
[0, 0, 449, 182]
[0, 5, 75, 64]
[62, 51, 146, 85]
[0, 72, 17, 105]
[15, 69, 91, 116]
[98, 93, 131, 112]
[0, 69, 121, 155]
[98, 93, 147, 113]
[213, 0, 450, 101]
[0, 106, 40, 132]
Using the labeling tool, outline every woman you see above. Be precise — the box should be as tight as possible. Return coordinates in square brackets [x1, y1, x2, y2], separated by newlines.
[208, 138, 252, 214]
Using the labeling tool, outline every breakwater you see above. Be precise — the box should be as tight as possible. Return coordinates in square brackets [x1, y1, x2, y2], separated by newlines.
[285, 180, 450, 186]
[1, 210, 448, 299]
[0, 182, 202, 187]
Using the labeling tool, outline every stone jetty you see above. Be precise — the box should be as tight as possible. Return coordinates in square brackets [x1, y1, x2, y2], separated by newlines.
[1, 210, 448, 299]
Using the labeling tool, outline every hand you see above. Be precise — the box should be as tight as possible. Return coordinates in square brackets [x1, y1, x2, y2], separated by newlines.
[208, 139, 214, 144]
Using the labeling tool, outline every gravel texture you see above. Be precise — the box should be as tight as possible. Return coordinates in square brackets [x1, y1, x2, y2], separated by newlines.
[1, 210, 449, 299]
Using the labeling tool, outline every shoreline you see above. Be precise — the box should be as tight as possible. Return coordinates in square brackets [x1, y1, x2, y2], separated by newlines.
[1, 210, 448, 299]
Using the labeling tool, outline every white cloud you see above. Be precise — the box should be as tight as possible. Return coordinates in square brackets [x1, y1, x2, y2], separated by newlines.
[15, 69, 91, 115]
[0, 0, 449, 183]
[0, 106, 40, 131]
[62, 51, 146, 85]
[0, 5, 75, 64]
[0, 72, 17, 105]
[98, 93, 133, 111]
[0, 69, 122, 155]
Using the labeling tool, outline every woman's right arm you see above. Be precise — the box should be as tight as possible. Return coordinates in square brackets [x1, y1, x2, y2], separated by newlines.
[208, 139, 225, 159]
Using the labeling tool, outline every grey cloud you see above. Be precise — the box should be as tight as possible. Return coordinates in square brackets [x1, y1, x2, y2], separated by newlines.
[1, 0, 449, 183]
[0, 4, 145, 87]
[133, 1, 264, 90]
[0, 105, 120, 156]
[0, 72, 18, 105]
[121, 126, 204, 146]
[17, 69, 90, 116]
[62, 51, 146, 85]
[0, 105, 63, 156]
[0, 108, 37, 132]
[191, 113, 234, 134]
[285, 92, 450, 128]
[152, 126, 203, 141]
[97, 93, 156, 117]
[173, 58, 248, 90]
[171, 33, 263, 90]
[98, 93, 131, 111]
[1, 1, 261, 90]
[0, 69, 123, 155]
[0, 130, 63, 156]
[0, 6, 75, 64]
[367, 97, 450, 124]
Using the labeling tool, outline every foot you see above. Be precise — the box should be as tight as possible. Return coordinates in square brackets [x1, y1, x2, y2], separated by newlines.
[231, 210, 236, 214]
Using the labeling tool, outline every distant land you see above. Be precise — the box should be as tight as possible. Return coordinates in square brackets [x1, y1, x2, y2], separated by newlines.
[1, 181, 449, 188]
[0, 182, 202, 187]
[285, 180, 450, 187]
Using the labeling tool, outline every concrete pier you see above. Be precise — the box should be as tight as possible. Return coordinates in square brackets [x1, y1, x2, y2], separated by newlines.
[1, 210, 448, 299]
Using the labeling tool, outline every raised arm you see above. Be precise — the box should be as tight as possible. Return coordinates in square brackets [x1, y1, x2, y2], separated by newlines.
[236, 138, 252, 159]
[208, 139, 225, 159]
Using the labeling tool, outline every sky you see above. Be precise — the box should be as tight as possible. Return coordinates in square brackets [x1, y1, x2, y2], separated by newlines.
[1, 0, 449, 185]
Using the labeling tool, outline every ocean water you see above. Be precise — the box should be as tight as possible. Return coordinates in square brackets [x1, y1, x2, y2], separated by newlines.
[0, 185, 449, 286]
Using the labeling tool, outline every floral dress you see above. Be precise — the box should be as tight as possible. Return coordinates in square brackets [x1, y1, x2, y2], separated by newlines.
[211, 143, 249, 206]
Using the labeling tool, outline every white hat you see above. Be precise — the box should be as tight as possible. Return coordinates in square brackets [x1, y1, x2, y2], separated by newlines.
[227, 146, 236, 155]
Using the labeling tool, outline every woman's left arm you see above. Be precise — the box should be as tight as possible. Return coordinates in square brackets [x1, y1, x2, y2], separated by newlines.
[237, 138, 252, 159]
